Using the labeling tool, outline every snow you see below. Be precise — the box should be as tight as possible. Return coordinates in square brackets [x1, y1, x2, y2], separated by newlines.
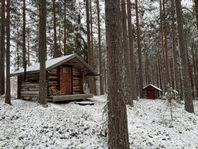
[11, 54, 75, 75]
[128, 99, 198, 148]
[0, 96, 198, 148]
[143, 84, 162, 92]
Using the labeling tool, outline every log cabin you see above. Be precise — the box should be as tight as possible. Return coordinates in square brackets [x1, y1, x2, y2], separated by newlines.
[143, 84, 162, 99]
[11, 54, 97, 102]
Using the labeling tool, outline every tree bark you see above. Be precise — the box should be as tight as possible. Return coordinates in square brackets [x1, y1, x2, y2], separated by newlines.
[23, 0, 27, 81]
[162, 0, 170, 86]
[0, 0, 5, 95]
[105, 0, 130, 148]
[171, 0, 179, 91]
[194, 0, 198, 29]
[121, 0, 133, 105]
[39, 0, 47, 105]
[127, 0, 137, 101]
[175, 0, 194, 113]
[135, 0, 144, 98]
[5, 0, 11, 105]
[86, 0, 96, 95]
[63, 0, 67, 55]
[96, 0, 104, 95]
[53, 0, 60, 58]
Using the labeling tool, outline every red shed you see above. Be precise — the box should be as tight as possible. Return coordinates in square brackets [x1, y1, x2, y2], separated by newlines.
[143, 84, 162, 99]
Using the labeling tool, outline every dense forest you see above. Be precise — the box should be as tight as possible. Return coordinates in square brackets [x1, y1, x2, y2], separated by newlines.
[0, 0, 198, 148]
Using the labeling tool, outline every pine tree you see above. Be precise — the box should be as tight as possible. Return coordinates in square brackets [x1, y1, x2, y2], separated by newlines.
[195, 0, 198, 29]
[105, 0, 130, 148]
[135, 0, 144, 97]
[127, 0, 137, 101]
[38, 0, 47, 105]
[175, 0, 194, 113]
[0, 0, 5, 95]
[5, 0, 11, 105]
[23, 0, 27, 80]
[96, 0, 104, 95]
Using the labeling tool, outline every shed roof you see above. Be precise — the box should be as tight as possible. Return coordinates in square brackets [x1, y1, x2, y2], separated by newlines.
[143, 84, 162, 92]
[11, 54, 97, 76]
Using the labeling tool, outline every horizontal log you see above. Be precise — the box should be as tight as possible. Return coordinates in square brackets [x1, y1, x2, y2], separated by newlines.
[72, 72, 81, 76]
[26, 77, 39, 81]
[21, 83, 39, 87]
[21, 91, 39, 95]
[50, 69, 57, 72]
[22, 97, 38, 101]
[51, 94, 93, 102]
[48, 76, 58, 79]
[73, 91, 81, 95]
[48, 71, 57, 74]
[21, 88, 39, 92]
[73, 83, 80, 86]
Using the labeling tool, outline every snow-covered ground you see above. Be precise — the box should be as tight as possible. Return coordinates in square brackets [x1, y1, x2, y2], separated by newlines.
[0, 96, 198, 149]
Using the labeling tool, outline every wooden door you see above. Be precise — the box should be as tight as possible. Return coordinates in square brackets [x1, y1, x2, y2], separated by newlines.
[147, 90, 155, 99]
[60, 66, 72, 95]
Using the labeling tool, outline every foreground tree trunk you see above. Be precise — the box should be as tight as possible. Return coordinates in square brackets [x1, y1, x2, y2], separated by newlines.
[105, 0, 130, 148]
[38, 0, 47, 105]
[0, 0, 5, 95]
[175, 0, 194, 113]
[5, 0, 11, 104]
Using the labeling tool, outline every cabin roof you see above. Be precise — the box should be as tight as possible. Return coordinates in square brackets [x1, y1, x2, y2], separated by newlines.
[11, 54, 97, 76]
[143, 84, 162, 92]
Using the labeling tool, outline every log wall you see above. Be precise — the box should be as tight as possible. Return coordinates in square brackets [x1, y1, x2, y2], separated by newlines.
[72, 67, 83, 94]
[20, 82, 39, 101]
[47, 68, 59, 95]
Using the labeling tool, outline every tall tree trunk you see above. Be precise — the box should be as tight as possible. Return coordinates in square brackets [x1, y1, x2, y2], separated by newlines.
[175, 0, 194, 113]
[135, 0, 144, 97]
[195, 0, 198, 29]
[39, 0, 47, 105]
[63, 0, 67, 55]
[89, 0, 96, 95]
[162, 0, 170, 86]
[5, 0, 11, 104]
[121, 0, 133, 105]
[86, 0, 91, 62]
[105, 0, 130, 148]
[192, 46, 198, 98]
[23, 0, 27, 81]
[16, 28, 20, 70]
[53, 0, 59, 58]
[127, 0, 137, 100]
[27, 27, 31, 66]
[96, 0, 104, 95]
[0, 0, 5, 95]
[171, 0, 179, 90]
[86, 0, 96, 95]
[160, 0, 165, 91]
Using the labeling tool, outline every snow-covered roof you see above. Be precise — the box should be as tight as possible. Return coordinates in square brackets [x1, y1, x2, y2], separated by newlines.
[143, 84, 162, 91]
[11, 54, 97, 76]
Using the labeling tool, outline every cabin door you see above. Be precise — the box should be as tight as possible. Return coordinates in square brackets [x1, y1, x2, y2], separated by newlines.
[147, 90, 155, 99]
[60, 66, 72, 95]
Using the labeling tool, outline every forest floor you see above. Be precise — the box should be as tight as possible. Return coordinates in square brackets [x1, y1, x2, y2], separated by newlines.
[0, 95, 198, 149]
